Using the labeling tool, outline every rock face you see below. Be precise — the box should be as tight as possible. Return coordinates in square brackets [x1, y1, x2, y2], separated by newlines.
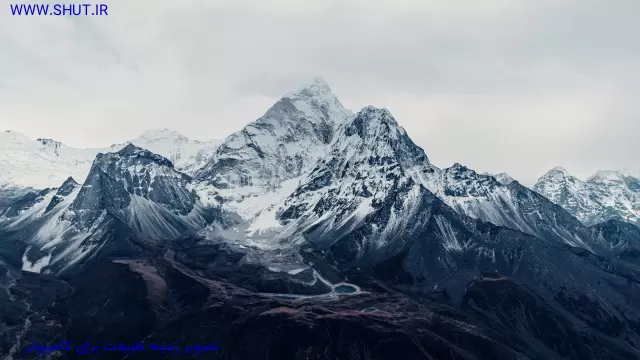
[1, 145, 213, 275]
[422, 164, 596, 251]
[1, 78, 640, 360]
[69, 144, 208, 235]
[534, 167, 640, 226]
[278, 106, 437, 250]
[493, 172, 516, 185]
[589, 219, 640, 260]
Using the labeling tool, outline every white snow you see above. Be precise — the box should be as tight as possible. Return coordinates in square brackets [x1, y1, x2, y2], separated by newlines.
[124, 195, 206, 240]
[0, 129, 220, 189]
[534, 167, 640, 226]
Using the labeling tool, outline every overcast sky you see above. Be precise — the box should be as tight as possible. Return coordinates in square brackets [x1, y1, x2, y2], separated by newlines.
[0, 0, 638, 185]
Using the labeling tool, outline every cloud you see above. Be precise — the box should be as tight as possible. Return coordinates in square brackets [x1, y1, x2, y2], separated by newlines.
[0, 0, 638, 184]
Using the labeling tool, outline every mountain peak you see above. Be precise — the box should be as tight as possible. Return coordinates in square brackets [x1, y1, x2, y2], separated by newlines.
[111, 143, 173, 168]
[479, 171, 515, 185]
[118, 143, 143, 154]
[54, 176, 80, 198]
[288, 76, 332, 97]
[536, 166, 574, 183]
[360, 105, 393, 117]
[342, 106, 408, 143]
[62, 176, 79, 186]
[534, 167, 640, 226]
[138, 128, 186, 141]
[588, 170, 625, 182]
[111, 143, 173, 169]
[309, 76, 330, 88]
[449, 163, 471, 172]
[276, 77, 350, 124]
[494, 172, 516, 185]
[1, 130, 33, 143]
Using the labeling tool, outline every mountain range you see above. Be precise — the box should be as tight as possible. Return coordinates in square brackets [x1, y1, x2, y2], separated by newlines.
[0, 128, 220, 190]
[1, 77, 639, 360]
[534, 166, 640, 226]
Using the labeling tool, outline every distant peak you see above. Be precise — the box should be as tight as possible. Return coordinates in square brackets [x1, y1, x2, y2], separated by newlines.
[106, 143, 175, 169]
[285, 76, 336, 100]
[346, 106, 404, 138]
[449, 163, 471, 172]
[588, 170, 624, 182]
[53, 176, 80, 197]
[358, 106, 398, 123]
[262, 76, 349, 125]
[118, 143, 144, 154]
[311, 76, 329, 87]
[494, 172, 516, 185]
[138, 128, 185, 140]
[538, 166, 573, 180]
[1, 130, 32, 142]
[302, 76, 330, 91]
[361, 105, 387, 113]
[534, 166, 584, 186]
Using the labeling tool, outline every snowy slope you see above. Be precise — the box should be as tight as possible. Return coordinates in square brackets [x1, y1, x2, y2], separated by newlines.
[193, 77, 352, 235]
[0, 129, 220, 190]
[0, 130, 102, 189]
[269, 106, 440, 263]
[534, 167, 640, 226]
[423, 164, 595, 250]
[1, 145, 213, 274]
[196, 77, 350, 192]
[188, 79, 601, 252]
[111, 129, 221, 176]
[69, 144, 210, 238]
[483, 172, 516, 185]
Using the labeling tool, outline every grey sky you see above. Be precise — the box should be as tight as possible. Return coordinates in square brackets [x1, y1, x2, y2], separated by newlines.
[0, 0, 638, 185]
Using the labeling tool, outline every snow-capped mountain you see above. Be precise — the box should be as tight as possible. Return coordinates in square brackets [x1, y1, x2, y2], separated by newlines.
[196, 77, 350, 193]
[117, 128, 221, 176]
[533, 167, 640, 226]
[69, 144, 210, 236]
[0, 129, 220, 190]
[425, 165, 596, 250]
[191, 77, 352, 233]
[275, 106, 437, 258]
[1, 78, 617, 270]
[0, 130, 101, 190]
[188, 78, 599, 254]
[2, 78, 640, 359]
[2, 144, 212, 274]
[480, 172, 516, 185]
[491, 172, 516, 185]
